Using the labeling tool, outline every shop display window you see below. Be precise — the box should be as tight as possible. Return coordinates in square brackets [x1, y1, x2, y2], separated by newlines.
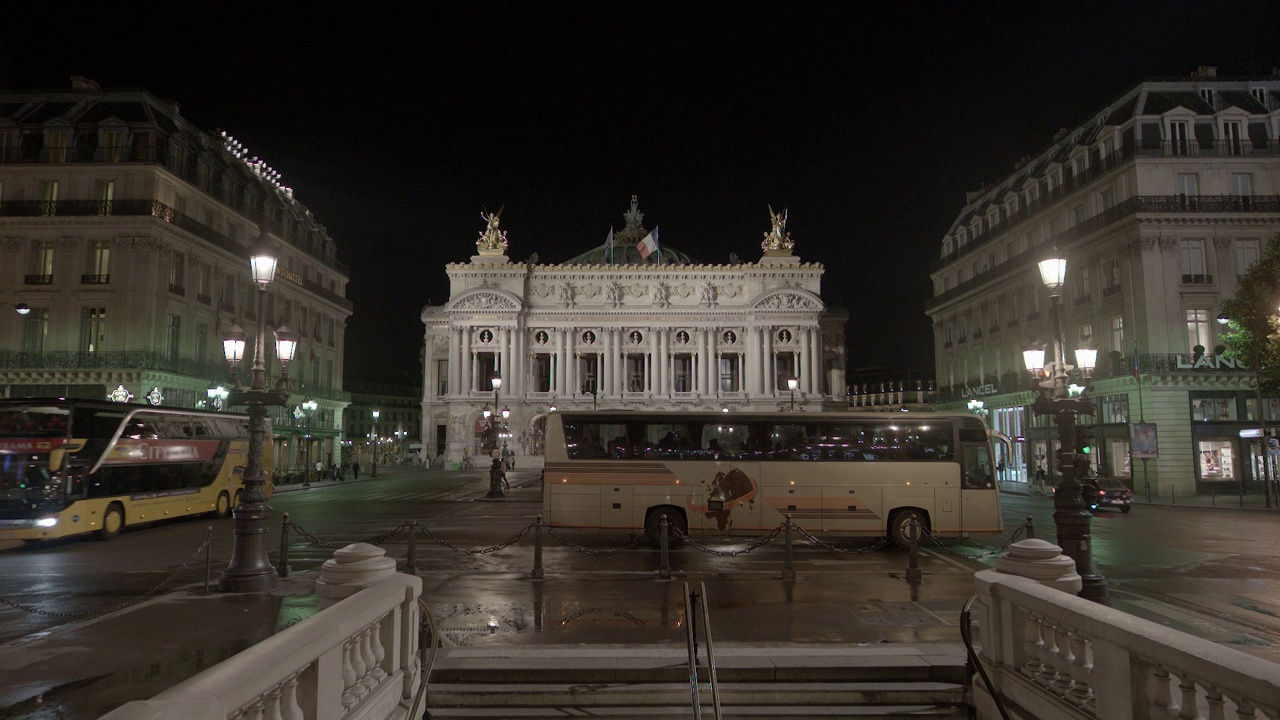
[1197, 440, 1235, 480]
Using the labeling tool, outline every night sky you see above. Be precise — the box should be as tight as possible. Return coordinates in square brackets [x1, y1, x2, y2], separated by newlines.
[4, 2, 1279, 383]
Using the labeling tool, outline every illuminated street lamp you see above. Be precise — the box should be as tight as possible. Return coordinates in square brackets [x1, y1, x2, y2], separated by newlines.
[372, 409, 380, 477]
[787, 377, 798, 411]
[301, 398, 318, 486]
[966, 398, 985, 415]
[1, 302, 31, 315]
[219, 233, 294, 593]
[1023, 245, 1108, 602]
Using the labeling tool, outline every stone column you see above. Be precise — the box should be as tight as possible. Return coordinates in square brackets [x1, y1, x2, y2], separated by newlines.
[746, 327, 760, 397]
[553, 328, 565, 396]
[565, 327, 576, 396]
[696, 330, 707, 396]
[799, 328, 811, 396]
[449, 327, 462, 398]
[763, 327, 774, 398]
[460, 327, 472, 398]
[811, 326, 823, 398]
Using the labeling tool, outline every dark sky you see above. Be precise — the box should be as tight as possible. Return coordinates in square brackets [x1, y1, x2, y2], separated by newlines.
[4, 2, 1279, 383]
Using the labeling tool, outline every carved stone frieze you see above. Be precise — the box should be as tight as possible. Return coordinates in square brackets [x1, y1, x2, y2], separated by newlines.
[58, 237, 80, 250]
[651, 281, 670, 308]
[451, 291, 519, 310]
[755, 291, 821, 310]
[1158, 236, 1177, 250]
[1, 237, 23, 252]
[699, 281, 718, 307]
[1213, 237, 1233, 250]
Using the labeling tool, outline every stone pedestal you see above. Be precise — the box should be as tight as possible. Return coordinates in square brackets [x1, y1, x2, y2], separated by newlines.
[996, 539, 1082, 595]
[758, 253, 798, 265]
[470, 254, 509, 265]
[316, 542, 398, 609]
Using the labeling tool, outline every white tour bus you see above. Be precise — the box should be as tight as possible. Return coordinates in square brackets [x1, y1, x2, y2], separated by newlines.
[543, 411, 1005, 548]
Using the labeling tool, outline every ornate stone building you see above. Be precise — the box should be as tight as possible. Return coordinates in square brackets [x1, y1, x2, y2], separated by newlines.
[0, 78, 352, 473]
[925, 69, 1280, 497]
[420, 197, 848, 465]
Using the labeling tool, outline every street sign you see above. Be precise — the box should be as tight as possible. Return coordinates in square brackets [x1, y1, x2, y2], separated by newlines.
[1240, 428, 1263, 438]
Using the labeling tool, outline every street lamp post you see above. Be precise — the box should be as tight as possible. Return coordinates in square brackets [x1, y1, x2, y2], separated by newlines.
[787, 377, 798, 411]
[372, 409, 380, 477]
[2, 302, 31, 316]
[1218, 311, 1275, 508]
[1024, 247, 1108, 603]
[219, 233, 296, 593]
[301, 399, 318, 487]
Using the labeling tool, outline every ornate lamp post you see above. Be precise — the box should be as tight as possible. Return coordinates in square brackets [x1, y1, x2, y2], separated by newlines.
[787, 377, 799, 411]
[372, 409, 380, 477]
[1023, 246, 1109, 602]
[301, 398, 318, 486]
[219, 233, 296, 593]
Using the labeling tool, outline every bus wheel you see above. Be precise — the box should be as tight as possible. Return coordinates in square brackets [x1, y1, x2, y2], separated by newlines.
[99, 504, 124, 540]
[889, 509, 927, 550]
[645, 508, 687, 548]
[215, 492, 231, 519]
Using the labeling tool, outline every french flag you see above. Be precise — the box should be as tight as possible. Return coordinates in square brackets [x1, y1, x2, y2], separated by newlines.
[638, 227, 659, 260]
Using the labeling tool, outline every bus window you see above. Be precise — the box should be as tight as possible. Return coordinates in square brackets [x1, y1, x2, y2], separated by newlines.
[697, 422, 752, 460]
[963, 445, 994, 488]
[764, 422, 820, 460]
[638, 421, 695, 459]
[563, 419, 629, 459]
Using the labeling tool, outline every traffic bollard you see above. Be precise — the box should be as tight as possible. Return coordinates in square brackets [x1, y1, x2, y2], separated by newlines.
[277, 513, 290, 579]
[204, 526, 213, 594]
[782, 515, 796, 580]
[531, 514, 545, 579]
[1025, 514, 1034, 539]
[406, 521, 418, 575]
[905, 519, 922, 581]
[659, 514, 672, 579]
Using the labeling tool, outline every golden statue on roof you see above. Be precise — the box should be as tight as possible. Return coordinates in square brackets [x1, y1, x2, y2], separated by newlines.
[477, 206, 509, 255]
[761, 205, 795, 254]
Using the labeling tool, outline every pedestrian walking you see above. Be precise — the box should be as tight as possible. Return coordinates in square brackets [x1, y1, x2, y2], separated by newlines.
[315, 459, 324, 484]
[1034, 465, 1047, 495]
[339, 462, 347, 482]
[486, 457, 506, 498]
[352, 460, 361, 479]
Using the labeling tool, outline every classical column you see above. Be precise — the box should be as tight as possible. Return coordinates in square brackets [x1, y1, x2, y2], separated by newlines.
[565, 328, 576, 396]
[453, 325, 468, 397]
[810, 326, 823, 398]
[696, 330, 707, 396]
[602, 329, 613, 398]
[498, 327, 510, 386]
[746, 327, 760, 396]
[460, 327, 472, 398]
[553, 328, 565, 396]
[799, 329, 811, 396]
[763, 327, 774, 398]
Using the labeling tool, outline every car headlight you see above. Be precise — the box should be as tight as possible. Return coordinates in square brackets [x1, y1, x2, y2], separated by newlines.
[35, 517, 58, 528]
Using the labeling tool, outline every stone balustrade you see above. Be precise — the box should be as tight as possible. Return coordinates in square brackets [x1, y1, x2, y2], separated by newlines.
[972, 569, 1280, 720]
[101, 572, 422, 720]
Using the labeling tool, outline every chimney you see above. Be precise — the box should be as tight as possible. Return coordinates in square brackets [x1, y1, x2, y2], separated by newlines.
[1052, 127, 1069, 142]
[1191, 65, 1218, 78]
[70, 76, 100, 91]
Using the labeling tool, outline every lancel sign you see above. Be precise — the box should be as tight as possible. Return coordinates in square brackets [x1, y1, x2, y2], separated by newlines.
[1175, 355, 1247, 371]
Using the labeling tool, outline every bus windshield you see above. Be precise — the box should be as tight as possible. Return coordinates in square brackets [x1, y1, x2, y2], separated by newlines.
[0, 454, 63, 515]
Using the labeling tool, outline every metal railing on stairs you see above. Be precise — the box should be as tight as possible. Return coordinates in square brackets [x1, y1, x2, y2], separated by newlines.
[683, 580, 723, 720]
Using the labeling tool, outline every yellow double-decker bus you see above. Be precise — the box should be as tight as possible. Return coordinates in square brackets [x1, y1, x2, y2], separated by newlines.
[543, 410, 1005, 548]
[0, 398, 272, 542]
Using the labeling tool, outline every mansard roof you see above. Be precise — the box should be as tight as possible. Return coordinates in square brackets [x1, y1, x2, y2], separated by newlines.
[1142, 91, 1214, 115]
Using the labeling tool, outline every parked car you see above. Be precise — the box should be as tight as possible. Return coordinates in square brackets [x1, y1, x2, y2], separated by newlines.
[1083, 476, 1134, 512]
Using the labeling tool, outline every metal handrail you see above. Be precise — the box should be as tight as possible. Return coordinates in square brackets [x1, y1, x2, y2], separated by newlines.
[406, 596, 441, 720]
[683, 581, 701, 719]
[698, 581, 723, 720]
[682, 581, 723, 720]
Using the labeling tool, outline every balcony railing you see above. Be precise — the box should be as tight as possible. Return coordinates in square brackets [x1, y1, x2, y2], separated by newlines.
[1140, 139, 1280, 158]
[81, 274, 110, 284]
[0, 200, 352, 311]
[1181, 273, 1214, 285]
[1102, 284, 1122, 297]
[0, 350, 229, 377]
[24, 274, 53, 285]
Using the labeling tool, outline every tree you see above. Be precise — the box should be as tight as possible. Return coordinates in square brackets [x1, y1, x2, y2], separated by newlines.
[1220, 232, 1280, 394]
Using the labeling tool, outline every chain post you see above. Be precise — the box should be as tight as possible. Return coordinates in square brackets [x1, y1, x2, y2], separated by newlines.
[906, 519, 923, 581]
[204, 526, 213, 594]
[531, 514, 545, 579]
[1025, 514, 1035, 540]
[659, 514, 672, 579]
[782, 515, 796, 580]
[277, 513, 290, 579]
[406, 520, 418, 575]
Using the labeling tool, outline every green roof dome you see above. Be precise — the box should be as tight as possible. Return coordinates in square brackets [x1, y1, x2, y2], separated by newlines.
[560, 196, 701, 266]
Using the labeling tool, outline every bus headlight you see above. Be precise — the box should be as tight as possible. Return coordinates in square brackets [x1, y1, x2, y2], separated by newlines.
[35, 517, 58, 528]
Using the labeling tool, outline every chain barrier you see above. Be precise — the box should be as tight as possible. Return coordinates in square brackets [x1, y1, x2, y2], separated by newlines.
[791, 523, 892, 554]
[917, 521, 1027, 560]
[410, 520, 536, 555]
[544, 525, 651, 556]
[285, 520, 413, 550]
[0, 535, 212, 619]
[671, 523, 785, 556]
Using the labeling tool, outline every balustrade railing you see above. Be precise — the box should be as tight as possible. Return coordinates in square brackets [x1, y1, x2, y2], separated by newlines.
[971, 570, 1279, 720]
[100, 574, 422, 720]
